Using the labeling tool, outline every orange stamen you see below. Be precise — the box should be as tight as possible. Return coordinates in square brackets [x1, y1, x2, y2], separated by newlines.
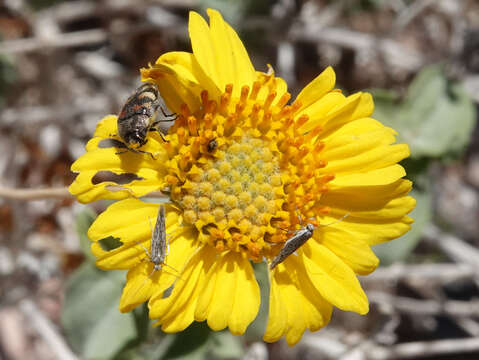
[201, 90, 209, 106]
[295, 114, 309, 131]
[264, 91, 277, 110]
[250, 81, 261, 100]
[187, 116, 197, 135]
[276, 93, 291, 109]
[240, 85, 249, 103]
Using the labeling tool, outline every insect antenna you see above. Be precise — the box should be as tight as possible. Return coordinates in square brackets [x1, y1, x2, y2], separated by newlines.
[316, 213, 350, 227]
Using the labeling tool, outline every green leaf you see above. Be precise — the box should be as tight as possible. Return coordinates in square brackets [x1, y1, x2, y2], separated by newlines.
[373, 188, 432, 265]
[208, 331, 244, 360]
[244, 262, 269, 342]
[160, 322, 211, 360]
[75, 207, 97, 263]
[61, 264, 136, 359]
[197, 0, 250, 27]
[135, 322, 245, 360]
[372, 65, 476, 159]
[0, 55, 17, 107]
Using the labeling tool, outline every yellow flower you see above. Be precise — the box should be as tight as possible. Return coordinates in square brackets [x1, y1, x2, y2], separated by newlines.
[69, 9, 415, 346]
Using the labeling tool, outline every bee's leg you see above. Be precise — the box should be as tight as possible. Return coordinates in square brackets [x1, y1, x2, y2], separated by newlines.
[148, 127, 169, 143]
[134, 148, 157, 160]
[150, 117, 176, 128]
[158, 106, 177, 119]
[115, 145, 157, 160]
[158, 131, 169, 143]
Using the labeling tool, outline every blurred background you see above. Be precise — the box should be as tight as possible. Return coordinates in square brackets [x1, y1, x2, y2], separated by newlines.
[1, 0, 479, 359]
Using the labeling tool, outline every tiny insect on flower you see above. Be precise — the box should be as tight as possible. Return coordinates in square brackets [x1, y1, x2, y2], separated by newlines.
[139, 205, 168, 274]
[135, 205, 181, 284]
[116, 83, 176, 158]
[207, 138, 218, 152]
[270, 214, 349, 270]
[270, 223, 315, 270]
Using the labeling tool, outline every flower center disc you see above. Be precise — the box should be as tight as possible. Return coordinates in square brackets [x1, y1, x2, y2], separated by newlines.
[163, 79, 334, 261]
[177, 136, 285, 260]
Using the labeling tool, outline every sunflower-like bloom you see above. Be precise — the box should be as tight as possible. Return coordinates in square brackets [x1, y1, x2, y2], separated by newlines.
[69, 9, 415, 345]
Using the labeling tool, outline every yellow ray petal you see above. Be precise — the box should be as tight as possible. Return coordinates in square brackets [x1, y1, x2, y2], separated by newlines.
[195, 251, 260, 334]
[329, 165, 406, 189]
[69, 116, 169, 203]
[207, 9, 255, 97]
[320, 117, 396, 142]
[317, 227, 379, 275]
[189, 11, 220, 91]
[320, 143, 410, 175]
[296, 92, 346, 132]
[328, 178, 412, 200]
[70, 148, 168, 203]
[69, 172, 133, 203]
[149, 245, 216, 332]
[265, 256, 332, 346]
[143, 51, 220, 113]
[189, 10, 256, 96]
[299, 92, 361, 133]
[89, 114, 117, 139]
[300, 92, 374, 135]
[254, 68, 289, 106]
[318, 214, 414, 246]
[295, 66, 336, 110]
[321, 126, 398, 161]
[119, 232, 197, 312]
[88, 199, 184, 269]
[321, 181, 416, 219]
[322, 92, 374, 134]
[263, 268, 287, 341]
[302, 241, 369, 314]
[72, 147, 167, 175]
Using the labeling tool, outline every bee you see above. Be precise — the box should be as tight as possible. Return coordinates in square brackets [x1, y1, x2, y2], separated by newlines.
[116, 83, 176, 158]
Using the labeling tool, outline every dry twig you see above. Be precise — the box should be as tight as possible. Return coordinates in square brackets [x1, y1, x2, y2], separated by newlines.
[0, 29, 108, 54]
[363, 263, 474, 284]
[0, 185, 167, 201]
[289, 26, 424, 71]
[368, 337, 479, 360]
[0, 186, 72, 200]
[423, 225, 479, 272]
[19, 299, 78, 360]
[369, 291, 479, 317]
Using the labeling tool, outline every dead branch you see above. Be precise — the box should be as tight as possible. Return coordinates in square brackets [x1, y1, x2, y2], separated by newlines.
[289, 26, 424, 71]
[0, 185, 166, 201]
[369, 291, 479, 317]
[368, 337, 479, 360]
[0, 29, 108, 54]
[423, 225, 479, 272]
[19, 299, 78, 360]
[363, 263, 474, 284]
[0, 186, 72, 200]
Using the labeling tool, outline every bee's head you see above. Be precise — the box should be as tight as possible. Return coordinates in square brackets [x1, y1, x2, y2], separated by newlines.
[124, 127, 148, 147]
